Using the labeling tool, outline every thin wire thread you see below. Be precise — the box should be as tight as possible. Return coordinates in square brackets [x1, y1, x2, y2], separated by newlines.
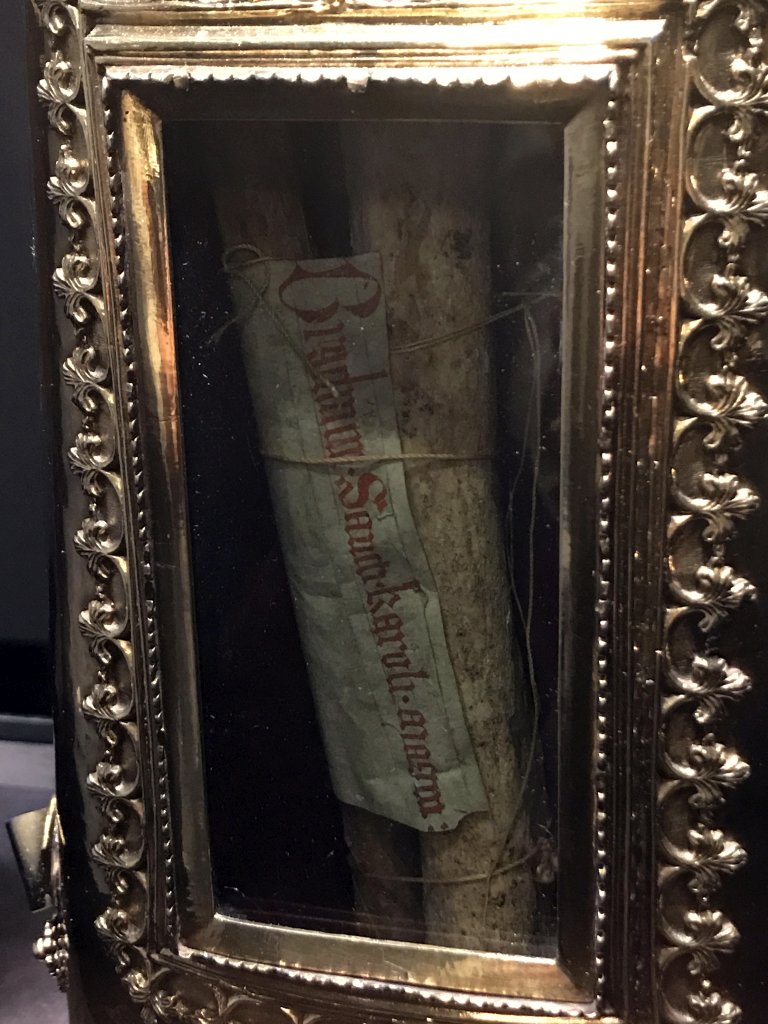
[505, 306, 543, 850]
[213, 245, 553, 361]
[261, 451, 491, 466]
[481, 305, 543, 923]
[352, 846, 536, 887]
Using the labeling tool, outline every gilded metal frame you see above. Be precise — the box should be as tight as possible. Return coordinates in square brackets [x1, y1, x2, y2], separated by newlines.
[32, 1, 768, 1022]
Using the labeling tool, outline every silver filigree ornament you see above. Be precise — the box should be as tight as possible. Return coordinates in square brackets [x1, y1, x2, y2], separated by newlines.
[34, 0, 149, 1007]
[661, 2, 768, 1022]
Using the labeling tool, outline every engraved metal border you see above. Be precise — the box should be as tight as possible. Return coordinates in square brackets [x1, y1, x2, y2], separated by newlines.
[34, 1, 757, 1022]
[33, 5, 269, 1019]
[107, 70, 621, 1021]
[34, 0, 154, 1002]
[658, 2, 768, 1023]
[594, 69, 622, 1001]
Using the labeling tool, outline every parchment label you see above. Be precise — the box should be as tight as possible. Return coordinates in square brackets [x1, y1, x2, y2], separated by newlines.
[238, 253, 488, 831]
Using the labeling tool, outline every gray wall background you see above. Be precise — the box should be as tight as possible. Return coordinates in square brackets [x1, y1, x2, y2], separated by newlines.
[0, 2, 50, 651]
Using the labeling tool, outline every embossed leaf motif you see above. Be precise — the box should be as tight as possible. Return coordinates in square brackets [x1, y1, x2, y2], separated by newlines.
[700, 469, 759, 508]
[75, 510, 123, 560]
[48, 142, 93, 229]
[698, 509, 737, 543]
[694, 1, 768, 104]
[62, 340, 108, 386]
[718, 167, 768, 221]
[696, 371, 768, 451]
[80, 597, 125, 641]
[668, 653, 752, 723]
[732, 0, 764, 37]
[98, 903, 140, 948]
[717, 216, 750, 253]
[683, 909, 740, 977]
[37, 48, 82, 134]
[688, 828, 747, 895]
[688, 735, 751, 808]
[729, 55, 768, 103]
[77, 548, 115, 583]
[53, 251, 103, 324]
[694, 0, 763, 35]
[677, 471, 760, 540]
[92, 803, 145, 873]
[83, 679, 133, 723]
[69, 432, 113, 479]
[51, 140, 88, 193]
[691, 654, 752, 723]
[694, 563, 756, 629]
[94, 830, 127, 865]
[687, 987, 742, 1024]
[146, 982, 278, 1024]
[708, 275, 768, 350]
[158, 992, 220, 1024]
[90, 758, 125, 794]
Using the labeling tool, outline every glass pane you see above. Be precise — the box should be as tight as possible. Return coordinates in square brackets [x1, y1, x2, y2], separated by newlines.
[164, 105, 562, 956]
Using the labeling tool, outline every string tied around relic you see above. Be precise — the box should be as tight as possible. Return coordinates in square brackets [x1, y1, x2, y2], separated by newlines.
[210, 246, 555, 468]
[479, 304, 546, 928]
[211, 244, 555, 374]
[349, 844, 537, 888]
[259, 451, 493, 466]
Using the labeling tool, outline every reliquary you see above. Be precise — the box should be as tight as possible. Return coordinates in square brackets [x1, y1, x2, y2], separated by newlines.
[21, 0, 768, 1022]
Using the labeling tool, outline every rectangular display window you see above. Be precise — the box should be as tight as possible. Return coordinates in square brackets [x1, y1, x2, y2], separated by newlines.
[164, 110, 563, 956]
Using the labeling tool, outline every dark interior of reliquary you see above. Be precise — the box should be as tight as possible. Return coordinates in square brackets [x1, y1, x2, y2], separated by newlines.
[163, 96, 564, 957]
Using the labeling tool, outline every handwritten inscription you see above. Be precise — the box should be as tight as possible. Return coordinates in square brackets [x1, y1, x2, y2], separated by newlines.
[300, 302, 445, 819]
[239, 253, 487, 831]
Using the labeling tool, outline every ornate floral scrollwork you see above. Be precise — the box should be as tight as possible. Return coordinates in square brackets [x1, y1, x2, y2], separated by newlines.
[660, 2, 768, 1021]
[35, 0, 150, 1006]
[141, 972, 283, 1024]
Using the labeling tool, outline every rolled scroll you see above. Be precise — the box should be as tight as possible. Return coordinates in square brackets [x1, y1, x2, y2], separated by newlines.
[208, 120, 535, 950]
[208, 123, 423, 939]
[341, 122, 535, 948]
